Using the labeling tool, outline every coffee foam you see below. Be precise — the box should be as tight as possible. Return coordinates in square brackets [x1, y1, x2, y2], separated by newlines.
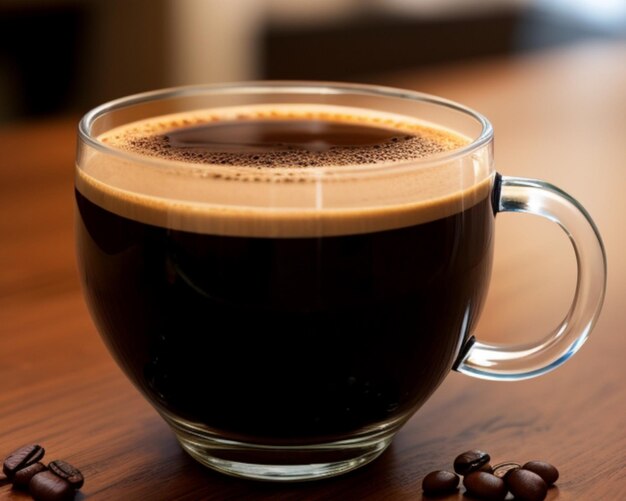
[100, 106, 466, 169]
[77, 104, 492, 237]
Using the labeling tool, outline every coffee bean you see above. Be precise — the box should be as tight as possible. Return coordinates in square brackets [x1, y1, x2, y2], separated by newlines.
[422, 470, 459, 495]
[492, 461, 521, 478]
[463, 471, 508, 501]
[453, 449, 491, 475]
[48, 460, 84, 489]
[13, 462, 47, 488]
[478, 462, 493, 474]
[0, 470, 10, 486]
[506, 468, 548, 501]
[3, 444, 45, 478]
[29, 470, 74, 501]
[522, 460, 559, 486]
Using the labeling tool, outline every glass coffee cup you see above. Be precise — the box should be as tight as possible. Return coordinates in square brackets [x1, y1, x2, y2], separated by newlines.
[75, 82, 606, 481]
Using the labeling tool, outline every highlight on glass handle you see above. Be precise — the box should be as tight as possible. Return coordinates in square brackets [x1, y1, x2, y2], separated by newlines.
[456, 174, 607, 381]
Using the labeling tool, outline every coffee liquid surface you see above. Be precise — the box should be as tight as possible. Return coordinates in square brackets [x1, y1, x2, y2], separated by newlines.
[79, 105, 489, 237]
[101, 109, 464, 168]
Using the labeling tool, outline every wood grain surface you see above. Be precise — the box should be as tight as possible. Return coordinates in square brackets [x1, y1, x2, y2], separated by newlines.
[1, 42, 624, 500]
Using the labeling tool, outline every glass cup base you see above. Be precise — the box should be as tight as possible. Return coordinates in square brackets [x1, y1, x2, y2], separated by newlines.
[164, 414, 397, 482]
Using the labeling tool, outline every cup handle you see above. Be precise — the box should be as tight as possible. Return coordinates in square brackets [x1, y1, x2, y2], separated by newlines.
[455, 174, 607, 381]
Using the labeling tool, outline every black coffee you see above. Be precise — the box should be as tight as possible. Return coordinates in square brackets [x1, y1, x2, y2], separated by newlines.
[76, 108, 494, 442]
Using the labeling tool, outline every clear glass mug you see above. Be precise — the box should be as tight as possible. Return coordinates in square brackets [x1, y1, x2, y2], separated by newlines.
[75, 82, 606, 481]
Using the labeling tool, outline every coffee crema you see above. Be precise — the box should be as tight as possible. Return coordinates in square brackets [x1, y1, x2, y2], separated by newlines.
[100, 106, 466, 168]
[77, 105, 491, 237]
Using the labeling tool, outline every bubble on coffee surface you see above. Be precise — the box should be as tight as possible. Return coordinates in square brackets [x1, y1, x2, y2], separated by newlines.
[100, 106, 467, 175]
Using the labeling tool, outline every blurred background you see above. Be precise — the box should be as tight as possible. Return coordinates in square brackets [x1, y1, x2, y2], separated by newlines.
[0, 0, 624, 124]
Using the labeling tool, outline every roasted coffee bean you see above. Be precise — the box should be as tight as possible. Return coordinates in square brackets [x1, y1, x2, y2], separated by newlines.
[522, 460, 559, 486]
[0, 471, 10, 486]
[479, 463, 493, 473]
[453, 449, 491, 475]
[506, 468, 548, 501]
[422, 470, 459, 495]
[48, 460, 84, 489]
[29, 470, 74, 501]
[492, 461, 521, 478]
[463, 471, 508, 501]
[3, 444, 45, 478]
[13, 462, 47, 488]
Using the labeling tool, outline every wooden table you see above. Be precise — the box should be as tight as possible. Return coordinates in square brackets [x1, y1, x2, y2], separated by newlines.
[1, 42, 624, 500]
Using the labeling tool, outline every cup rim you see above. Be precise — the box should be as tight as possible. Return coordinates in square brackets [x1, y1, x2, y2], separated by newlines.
[78, 81, 494, 176]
